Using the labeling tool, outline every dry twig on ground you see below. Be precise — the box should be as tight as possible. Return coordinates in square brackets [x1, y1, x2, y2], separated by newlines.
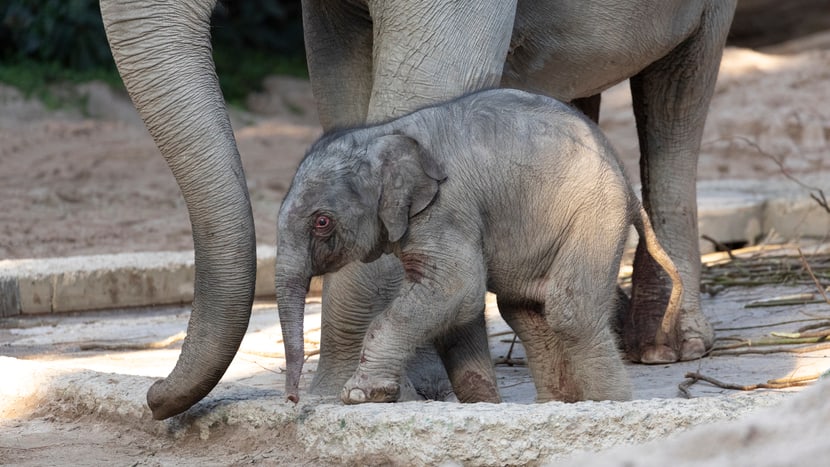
[732, 135, 830, 213]
[678, 371, 818, 398]
[799, 247, 830, 305]
[716, 317, 830, 332]
[710, 341, 830, 356]
[701, 234, 737, 259]
[495, 334, 526, 366]
[701, 247, 830, 296]
[797, 320, 830, 333]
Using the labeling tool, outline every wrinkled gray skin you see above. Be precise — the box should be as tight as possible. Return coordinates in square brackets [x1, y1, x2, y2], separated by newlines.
[277, 89, 684, 404]
[100, 0, 736, 418]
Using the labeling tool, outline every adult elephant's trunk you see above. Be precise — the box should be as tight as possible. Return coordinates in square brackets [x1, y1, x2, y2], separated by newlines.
[101, 0, 256, 419]
[275, 255, 312, 403]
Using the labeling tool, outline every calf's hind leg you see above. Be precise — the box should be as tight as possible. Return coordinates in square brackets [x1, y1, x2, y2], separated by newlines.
[500, 229, 631, 402]
[499, 300, 582, 402]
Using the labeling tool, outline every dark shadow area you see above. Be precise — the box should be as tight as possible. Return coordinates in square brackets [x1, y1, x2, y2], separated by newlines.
[728, 0, 830, 49]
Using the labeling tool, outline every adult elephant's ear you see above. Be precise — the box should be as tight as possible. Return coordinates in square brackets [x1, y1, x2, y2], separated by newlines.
[369, 134, 447, 243]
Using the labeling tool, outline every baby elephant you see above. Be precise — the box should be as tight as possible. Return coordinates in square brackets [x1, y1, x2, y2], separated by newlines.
[275, 89, 682, 405]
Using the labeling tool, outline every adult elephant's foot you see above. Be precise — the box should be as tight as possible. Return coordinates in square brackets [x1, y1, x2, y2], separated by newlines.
[406, 346, 458, 401]
[623, 247, 714, 363]
[633, 307, 713, 364]
[341, 372, 400, 404]
[635, 314, 712, 363]
[676, 304, 713, 361]
[626, 303, 713, 363]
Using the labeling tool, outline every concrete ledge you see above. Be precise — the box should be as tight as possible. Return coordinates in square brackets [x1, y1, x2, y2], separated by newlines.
[0, 246, 325, 317]
[0, 356, 790, 465]
[698, 188, 766, 251]
[697, 175, 830, 252]
[0, 251, 196, 317]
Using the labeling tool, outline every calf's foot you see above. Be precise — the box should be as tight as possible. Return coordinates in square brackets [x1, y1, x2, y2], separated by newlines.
[341, 371, 400, 404]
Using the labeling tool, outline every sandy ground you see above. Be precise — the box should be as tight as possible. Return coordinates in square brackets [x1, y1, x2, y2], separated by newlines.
[0, 75, 321, 259]
[1, 31, 830, 466]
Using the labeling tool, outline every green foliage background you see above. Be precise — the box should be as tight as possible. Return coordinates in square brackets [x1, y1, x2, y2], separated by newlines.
[0, 0, 307, 105]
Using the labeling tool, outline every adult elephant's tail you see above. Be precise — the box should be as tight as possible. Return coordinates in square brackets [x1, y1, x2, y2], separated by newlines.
[101, 0, 256, 420]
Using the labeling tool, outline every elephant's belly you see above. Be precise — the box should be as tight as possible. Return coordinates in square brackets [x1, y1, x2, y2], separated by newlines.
[504, 0, 706, 99]
[502, 49, 647, 100]
[486, 261, 551, 305]
[487, 273, 549, 312]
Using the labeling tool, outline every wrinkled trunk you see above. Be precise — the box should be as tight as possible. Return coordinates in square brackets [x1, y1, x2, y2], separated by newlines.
[101, 0, 256, 419]
[275, 257, 312, 403]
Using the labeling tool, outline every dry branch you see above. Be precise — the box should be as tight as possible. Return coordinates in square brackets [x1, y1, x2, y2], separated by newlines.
[701, 234, 736, 259]
[716, 317, 830, 332]
[701, 246, 830, 299]
[494, 356, 526, 366]
[710, 341, 830, 356]
[799, 247, 830, 305]
[495, 334, 526, 366]
[713, 334, 830, 351]
[771, 329, 830, 339]
[732, 135, 830, 214]
[679, 371, 818, 398]
[489, 330, 517, 338]
[797, 320, 830, 333]
[745, 293, 819, 308]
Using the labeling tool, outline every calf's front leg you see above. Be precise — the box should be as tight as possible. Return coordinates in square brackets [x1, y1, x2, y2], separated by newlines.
[341, 244, 487, 404]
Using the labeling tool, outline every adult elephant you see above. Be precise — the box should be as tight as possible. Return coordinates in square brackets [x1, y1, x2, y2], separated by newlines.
[100, 0, 737, 419]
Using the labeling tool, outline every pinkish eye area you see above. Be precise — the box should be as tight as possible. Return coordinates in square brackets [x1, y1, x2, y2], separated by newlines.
[313, 214, 334, 236]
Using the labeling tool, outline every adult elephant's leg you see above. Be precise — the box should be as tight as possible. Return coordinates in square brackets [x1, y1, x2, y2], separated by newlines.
[302, 0, 373, 129]
[101, 0, 256, 419]
[626, 3, 735, 362]
[403, 347, 456, 402]
[366, 0, 517, 120]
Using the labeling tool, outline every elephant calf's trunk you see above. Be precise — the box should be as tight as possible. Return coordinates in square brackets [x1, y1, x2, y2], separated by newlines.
[276, 274, 311, 403]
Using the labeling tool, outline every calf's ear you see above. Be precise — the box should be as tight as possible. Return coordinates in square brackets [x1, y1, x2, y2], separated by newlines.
[367, 134, 446, 243]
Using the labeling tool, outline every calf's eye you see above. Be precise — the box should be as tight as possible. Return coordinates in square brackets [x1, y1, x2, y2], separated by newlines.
[313, 214, 334, 236]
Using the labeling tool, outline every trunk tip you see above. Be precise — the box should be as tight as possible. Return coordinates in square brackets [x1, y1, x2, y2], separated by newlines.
[147, 376, 206, 420]
[287, 393, 299, 404]
[147, 377, 183, 420]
